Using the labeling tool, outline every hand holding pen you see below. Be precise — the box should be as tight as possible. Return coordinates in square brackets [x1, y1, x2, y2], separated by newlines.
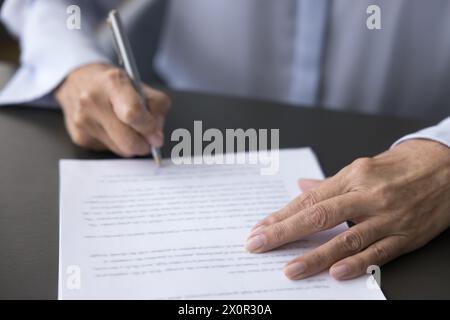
[108, 10, 166, 165]
[55, 49, 170, 159]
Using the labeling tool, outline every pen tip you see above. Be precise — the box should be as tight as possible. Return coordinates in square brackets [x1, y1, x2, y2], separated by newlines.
[151, 147, 162, 167]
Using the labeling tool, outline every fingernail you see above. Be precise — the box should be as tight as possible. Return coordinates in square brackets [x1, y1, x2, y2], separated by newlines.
[330, 264, 350, 279]
[284, 262, 307, 278]
[149, 133, 163, 148]
[245, 234, 266, 252]
[248, 226, 265, 239]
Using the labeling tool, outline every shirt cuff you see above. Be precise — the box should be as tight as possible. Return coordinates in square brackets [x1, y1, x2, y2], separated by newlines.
[0, 0, 110, 107]
[392, 117, 450, 148]
[0, 51, 109, 107]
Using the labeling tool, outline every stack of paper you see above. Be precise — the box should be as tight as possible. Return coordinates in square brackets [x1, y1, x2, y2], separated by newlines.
[58, 148, 385, 299]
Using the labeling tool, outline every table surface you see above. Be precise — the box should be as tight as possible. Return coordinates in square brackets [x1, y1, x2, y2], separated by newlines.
[1, 90, 449, 300]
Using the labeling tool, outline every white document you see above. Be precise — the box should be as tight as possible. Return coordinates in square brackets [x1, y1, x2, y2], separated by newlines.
[58, 148, 385, 300]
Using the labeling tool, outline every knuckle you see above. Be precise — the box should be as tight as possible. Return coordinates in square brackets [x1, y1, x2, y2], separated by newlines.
[306, 204, 329, 230]
[73, 94, 92, 127]
[372, 243, 390, 262]
[340, 231, 364, 253]
[352, 254, 367, 272]
[285, 196, 305, 213]
[122, 105, 142, 124]
[105, 67, 127, 83]
[350, 157, 373, 176]
[270, 223, 289, 243]
[372, 183, 393, 208]
[299, 190, 319, 208]
[78, 91, 93, 108]
[265, 215, 279, 226]
[309, 252, 327, 267]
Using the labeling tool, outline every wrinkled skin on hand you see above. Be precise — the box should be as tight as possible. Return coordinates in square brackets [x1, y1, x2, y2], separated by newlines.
[246, 139, 450, 280]
[55, 63, 170, 157]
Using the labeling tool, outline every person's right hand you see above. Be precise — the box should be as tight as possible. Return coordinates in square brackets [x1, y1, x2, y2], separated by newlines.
[54, 63, 171, 157]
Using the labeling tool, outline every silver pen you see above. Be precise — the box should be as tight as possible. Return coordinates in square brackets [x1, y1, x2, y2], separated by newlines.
[107, 10, 162, 166]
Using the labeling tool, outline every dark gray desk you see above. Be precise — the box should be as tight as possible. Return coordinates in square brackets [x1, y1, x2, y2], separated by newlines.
[1, 91, 449, 299]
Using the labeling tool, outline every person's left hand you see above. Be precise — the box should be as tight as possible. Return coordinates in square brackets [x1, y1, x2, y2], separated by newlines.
[245, 139, 450, 280]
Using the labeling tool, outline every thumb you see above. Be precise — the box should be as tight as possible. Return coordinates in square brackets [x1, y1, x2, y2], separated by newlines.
[297, 178, 323, 192]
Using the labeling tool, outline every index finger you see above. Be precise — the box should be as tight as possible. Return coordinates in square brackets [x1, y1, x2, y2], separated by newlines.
[250, 176, 345, 232]
[106, 69, 163, 146]
[245, 192, 364, 253]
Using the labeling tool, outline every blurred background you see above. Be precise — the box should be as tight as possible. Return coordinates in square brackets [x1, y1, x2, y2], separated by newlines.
[0, 20, 17, 90]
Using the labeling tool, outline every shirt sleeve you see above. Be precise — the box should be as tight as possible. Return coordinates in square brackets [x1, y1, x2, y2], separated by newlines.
[393, 116, 450, 148]
[0, 0, 112, 107]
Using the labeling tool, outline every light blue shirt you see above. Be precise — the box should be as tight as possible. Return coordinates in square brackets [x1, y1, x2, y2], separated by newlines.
[0, 0, 449, 147]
